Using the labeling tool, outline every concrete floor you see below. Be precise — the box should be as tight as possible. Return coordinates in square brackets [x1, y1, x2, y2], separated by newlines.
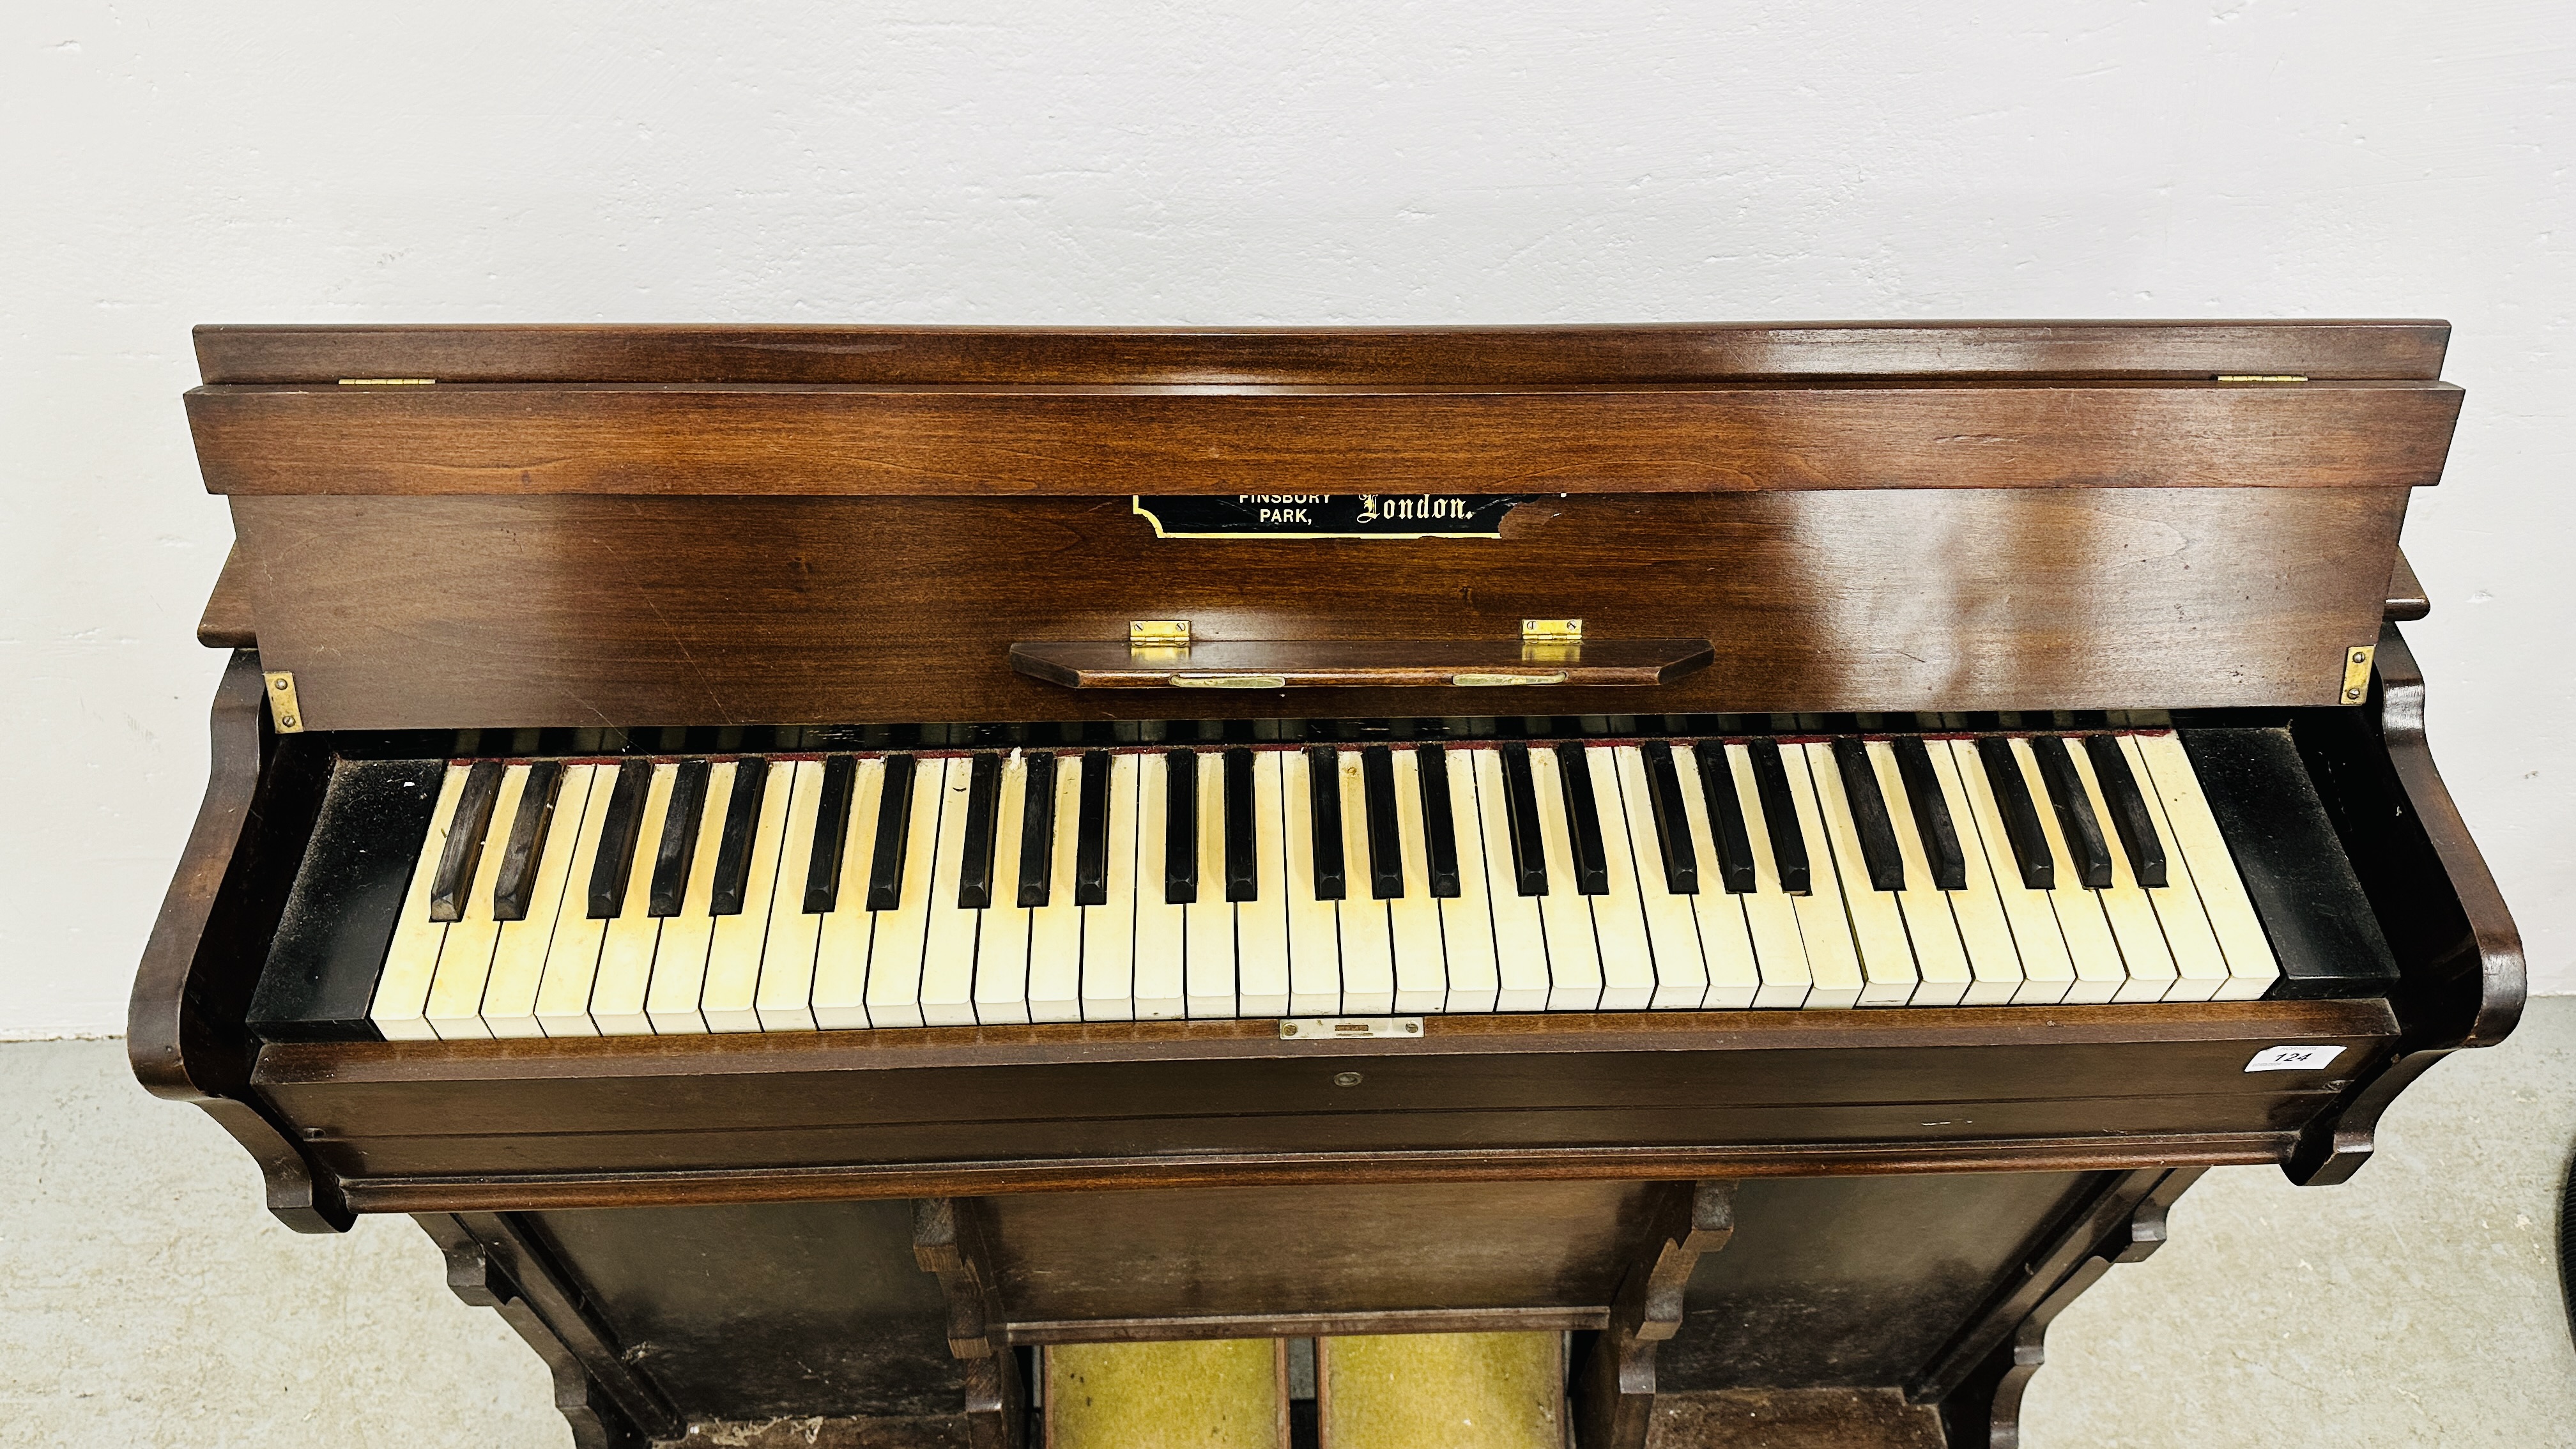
[4, 1002, 2572, 1448]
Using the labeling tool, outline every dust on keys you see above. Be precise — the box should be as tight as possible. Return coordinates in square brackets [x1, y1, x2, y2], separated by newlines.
[250, 726, 2309, 1041]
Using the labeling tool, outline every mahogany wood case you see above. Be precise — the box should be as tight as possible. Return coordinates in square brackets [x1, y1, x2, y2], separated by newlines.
[137, 322, 2520, 1449]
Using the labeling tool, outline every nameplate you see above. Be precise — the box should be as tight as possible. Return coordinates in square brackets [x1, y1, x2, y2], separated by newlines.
[1133, 494, 1536, 539]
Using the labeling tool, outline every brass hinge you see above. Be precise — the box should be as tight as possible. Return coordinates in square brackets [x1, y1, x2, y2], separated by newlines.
[2340, 644, 2376, 705]
[263, 671, 305, 733]
[1520, 618, 1583, 643]
[1129, 619, 1192, 647]
[336, 378, 436, 386]
[2213, 374, 2307, 383]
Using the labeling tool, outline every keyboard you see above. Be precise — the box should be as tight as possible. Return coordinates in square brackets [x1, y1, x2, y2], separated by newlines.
[253, 724, 2310, 1041]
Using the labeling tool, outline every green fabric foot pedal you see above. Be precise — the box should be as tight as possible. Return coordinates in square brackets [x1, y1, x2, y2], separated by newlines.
[1044, 1339, 1289, 1449]
[1318, 1332, 1565, 1449]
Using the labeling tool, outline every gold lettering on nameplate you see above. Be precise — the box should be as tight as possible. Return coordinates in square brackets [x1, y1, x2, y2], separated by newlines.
[1133, 494, 1540, 539]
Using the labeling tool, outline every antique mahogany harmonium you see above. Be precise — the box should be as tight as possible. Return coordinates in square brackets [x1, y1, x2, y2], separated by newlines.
[136, 321, 2520, 1449]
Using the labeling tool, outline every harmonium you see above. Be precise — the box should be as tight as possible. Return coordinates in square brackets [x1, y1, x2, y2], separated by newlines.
[134, 321, 2524, 1448]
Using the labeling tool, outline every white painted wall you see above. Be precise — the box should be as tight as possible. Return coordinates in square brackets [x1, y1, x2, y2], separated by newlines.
[3, 1, 2567, 1036]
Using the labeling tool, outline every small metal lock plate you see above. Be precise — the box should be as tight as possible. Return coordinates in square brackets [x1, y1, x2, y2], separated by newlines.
[1278, 1016, 1423, 1040]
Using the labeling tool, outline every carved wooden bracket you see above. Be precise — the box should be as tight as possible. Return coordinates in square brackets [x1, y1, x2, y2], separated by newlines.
[1572, 1179, 1737, 1449]
[912, 1197, 1029, 1449]
[417, 1213, 681, 1449]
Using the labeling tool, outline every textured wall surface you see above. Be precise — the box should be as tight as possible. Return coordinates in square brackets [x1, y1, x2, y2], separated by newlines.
[6, 1005, 2572, 1445]
[2, 1, 2569, 1033]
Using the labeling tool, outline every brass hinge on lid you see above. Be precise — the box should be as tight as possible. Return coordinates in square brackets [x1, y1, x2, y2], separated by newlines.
[2340, 645, 2376, 704]
[1128, 620, 1192, 647]
[264, 671, 305, 733]
[1521, 617, 1582, 664]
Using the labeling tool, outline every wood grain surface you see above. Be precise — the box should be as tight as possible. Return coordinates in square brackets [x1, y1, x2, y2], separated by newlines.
[186, 378, 2461, 498]
[190, 319, 2452, 385]
[227, 487, 2409, 729]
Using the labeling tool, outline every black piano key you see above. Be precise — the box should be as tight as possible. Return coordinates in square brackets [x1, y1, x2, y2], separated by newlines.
[489, 760, 564, 923]
[957, 753, 1002, 910]
[1975, 736, 2055, 891]
[1362, 745, 1404, 900]
[1499, 742, 1547, 896]
[1164, 748, 1199, 905]
[2029, 735, 2114, 889]
[585, 760, 652, 919]
[1830, 737, 1906, 893]
[1073, 749, 1113, 907]
[1890, 737, 1967, 892]
[650, 758, 712, 917]
[802, 755, 859, 914]
[1415, 744, 1460, 898]
[1306, 746, 1347, 901]
[2083, 735, 2169, 887]
[428, 758, 506, 922]
[866, 753, 919, 911]
[1639, 741, 1698, 894]
[1746, 740, 1810, 894]
[1223, 747, 1258, 902]
[1552, 742, 1610, 896]
[708, 758, 769, 916]
[1690, 741, 1758, 894]
[1017, 751, 1060, 908]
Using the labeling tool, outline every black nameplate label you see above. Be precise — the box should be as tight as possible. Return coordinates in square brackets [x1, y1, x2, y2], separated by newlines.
[1133, 494, 1537, 539]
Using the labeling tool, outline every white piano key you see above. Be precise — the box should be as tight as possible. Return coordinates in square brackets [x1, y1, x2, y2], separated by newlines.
[1945, 739, 2074, 1004]
[1586, 746, 1659, 1011]
[1721, 744, 1808, 1009]
[753, 760, 826, 1031]
[1780, 746, 1862, 1009]
[2131, 732, 2280, 999]
[1614, 746, 1707, 1011]
[1676, 747, 1760, 1009]
[1184, 751, 1237, 1018]
[1078, 752, 1139, 1021]
[2064, 741, 2179, 1003]
[1471, 747, 1549, 1012]
[1133, 753, 1188, 1020]
[1236, 749, 1292, 1017]
[919, 758, 983, 1025]
[482, 763, 595, 1038]
[1866, 740, 1972, 1007]
[1336, 750, 1397, 1016]
[867, 756, 953, 1028]
[425, 762, 532, 1040]
[1524, 744, 1603, 1011]
[590, 762, 677, 1036]
[974, 751, 1036, 1025]
[1802, 742, 1917, 1008]
[699, 760, 793, 1032]
[1282, 747, 1342, 1015]
[814, 755, 889, 1029]
[371, 763, 469, 1041]
[533, 763, 623, 1037]
[645, 760, 734, 1034]
[2115, 733, 2231, 1002]
[1024, 753, 1085, 1023]
[2007, 737, 2125, 1004]
[1918, 742, 2027, 1006]
[1388, 747, 1448, 1014]
[1434, 746, 1499, 1014]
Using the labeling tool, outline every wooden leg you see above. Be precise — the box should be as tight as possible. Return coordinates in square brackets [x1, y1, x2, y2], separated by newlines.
[914, 1197, 1029, 1449]
[417, 1213, 680, 1449]
[1570, 1180, 1736, 1449]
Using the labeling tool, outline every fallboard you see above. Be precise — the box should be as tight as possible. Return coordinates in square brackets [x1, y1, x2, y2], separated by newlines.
[185, 321, 2458, 730]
